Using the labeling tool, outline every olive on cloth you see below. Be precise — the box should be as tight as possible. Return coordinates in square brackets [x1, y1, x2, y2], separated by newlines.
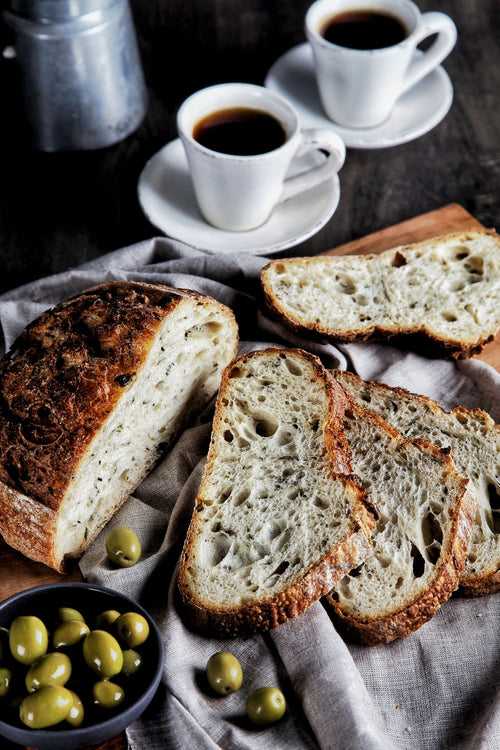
[206, 652, 243, 695]
[106, 527, 142, 568]
[246, 687, 286, 726]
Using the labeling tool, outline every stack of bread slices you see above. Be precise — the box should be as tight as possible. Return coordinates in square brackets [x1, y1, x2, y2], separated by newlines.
[179, 347, 499, 644]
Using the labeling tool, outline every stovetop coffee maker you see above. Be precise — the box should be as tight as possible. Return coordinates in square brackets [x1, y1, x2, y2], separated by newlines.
[4, 0, 148, 151]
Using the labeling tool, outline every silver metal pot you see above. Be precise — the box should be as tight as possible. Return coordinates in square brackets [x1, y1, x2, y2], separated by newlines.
[4, 0, 148, 151]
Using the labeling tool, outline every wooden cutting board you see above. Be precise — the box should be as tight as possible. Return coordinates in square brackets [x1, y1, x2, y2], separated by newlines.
[1, 203, 497, 750]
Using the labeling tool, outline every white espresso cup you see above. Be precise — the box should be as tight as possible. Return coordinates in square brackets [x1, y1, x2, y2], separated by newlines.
[177, 83, 346, 232]
[306, 0, 457, 129]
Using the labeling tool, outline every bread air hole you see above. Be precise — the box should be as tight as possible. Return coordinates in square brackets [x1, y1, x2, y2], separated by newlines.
[223, 429, 234, 443]
[486, 482, 500, 534]
[410, 543, 426, 578]
[204, 535, 231, 567]
[464, 256, 484, 274]
[233, 486, 251, 507]
[255, 416, 279, 438]
[442, 311, 457, 322]
[284, 358, 303, 376]
[391, 251, 407, 268]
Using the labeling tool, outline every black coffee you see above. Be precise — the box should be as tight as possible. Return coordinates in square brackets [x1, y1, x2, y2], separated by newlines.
[193, 107, 287, 156]
[321, 9, 407, 50]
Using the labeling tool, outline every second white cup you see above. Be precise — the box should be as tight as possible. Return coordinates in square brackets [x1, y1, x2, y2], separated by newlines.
[306, 0, 457, 129]
[177, 83, 346, 232]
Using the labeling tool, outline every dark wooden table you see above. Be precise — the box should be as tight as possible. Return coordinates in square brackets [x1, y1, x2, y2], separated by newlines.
[0, 0, 498, 294]
[0, 2, 498, 748]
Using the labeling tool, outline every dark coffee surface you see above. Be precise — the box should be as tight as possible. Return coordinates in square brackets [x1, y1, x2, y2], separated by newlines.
[321, 9, 407, 50]
[193, 107, 286, 155]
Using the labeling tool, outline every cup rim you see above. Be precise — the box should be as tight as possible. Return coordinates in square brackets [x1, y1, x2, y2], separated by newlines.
[177, 82, 299, 162]
[305, 0, 421, 56]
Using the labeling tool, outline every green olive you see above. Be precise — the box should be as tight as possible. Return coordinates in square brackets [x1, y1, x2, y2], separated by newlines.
[116, 613, 149, 648]
[106, 527, 142, 568]
[93, 680, 125, 709]
[66, 690, 84, 727]
[25, 652, 72, 692]
[58, 607, 85, 623]
[53, 620, 90, 649]
[96, 610, 121, 629]
[206, 652, 243, 695]
[9, 616, 48, 665]
[246, 687, 286, 726]
[83, 630, 123, 678]
[19, 685, 73, 729]
[121, 649, 142, 677]
[0, 667, 12, 697]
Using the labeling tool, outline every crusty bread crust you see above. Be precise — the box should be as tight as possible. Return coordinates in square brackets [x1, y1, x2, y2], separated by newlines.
[0, 281, 238, 571]
[261, 231, 500, 359]
[333, 370, 500, 596]
[325, 399, 475, 645]
[177, 348, 376, 637]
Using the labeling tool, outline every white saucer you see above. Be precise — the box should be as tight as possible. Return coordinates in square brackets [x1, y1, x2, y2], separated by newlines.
[138, 138, 340, 256]
[265, 43, 453, 150]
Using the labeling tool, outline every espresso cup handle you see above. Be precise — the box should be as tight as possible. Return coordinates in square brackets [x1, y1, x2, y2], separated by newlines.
[279, 129, 346, 203]
[401, 12, 457, 95]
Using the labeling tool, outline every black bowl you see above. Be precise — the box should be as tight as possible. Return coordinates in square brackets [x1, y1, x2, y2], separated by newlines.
[0, 583, 164, 750]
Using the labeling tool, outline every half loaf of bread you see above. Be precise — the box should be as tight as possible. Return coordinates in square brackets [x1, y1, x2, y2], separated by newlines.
[178, 348, 375, 636]
[0, 281, 238, 571]
[334, 371, 500, 596]
[261, 231, 500, 358]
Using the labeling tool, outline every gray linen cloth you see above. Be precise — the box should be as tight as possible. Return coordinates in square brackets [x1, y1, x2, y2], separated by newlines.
[1, 238, 498, 750]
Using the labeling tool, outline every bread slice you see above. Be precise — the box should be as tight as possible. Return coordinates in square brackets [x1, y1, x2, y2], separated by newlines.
[177, 348, 375, 636]
[0, 282, 238, 571]
[325, 401, 475, 645]
[261, 231, 500, 358]
[333, 371, 500, 596]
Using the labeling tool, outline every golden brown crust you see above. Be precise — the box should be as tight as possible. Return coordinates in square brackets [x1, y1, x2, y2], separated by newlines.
[177, 348, 376, 637]
[260, 230, 500, 359]
[324, 396, 475, 644]
[0, 281, 238, 571]
[334, 371, 500, 596]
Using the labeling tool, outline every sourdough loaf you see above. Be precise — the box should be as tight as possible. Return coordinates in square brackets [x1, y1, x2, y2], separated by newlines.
[261, 231, 500, 358]
[325, 400, 474, 645]
[334, 371, 500, 596]
[0, 282, 238, 571]
[178, 348, 375, 636]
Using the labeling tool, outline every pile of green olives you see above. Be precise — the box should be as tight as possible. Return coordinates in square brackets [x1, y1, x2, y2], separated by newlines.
[0, 604, 151, 731]
[205, 651, 286, 727]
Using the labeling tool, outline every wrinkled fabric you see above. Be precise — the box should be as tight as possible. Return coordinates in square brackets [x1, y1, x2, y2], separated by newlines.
[1, 237, 498, 750]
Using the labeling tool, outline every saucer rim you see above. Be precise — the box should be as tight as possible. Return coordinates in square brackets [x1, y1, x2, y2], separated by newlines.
[137, 137, 341, 256]
[264, 43, 454, 150]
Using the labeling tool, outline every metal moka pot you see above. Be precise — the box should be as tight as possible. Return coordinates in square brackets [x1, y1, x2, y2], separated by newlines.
[4, 0, 148, 151]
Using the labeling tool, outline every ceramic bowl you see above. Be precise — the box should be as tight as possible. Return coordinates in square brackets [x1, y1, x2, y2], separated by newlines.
[0, 582, 164, 750]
